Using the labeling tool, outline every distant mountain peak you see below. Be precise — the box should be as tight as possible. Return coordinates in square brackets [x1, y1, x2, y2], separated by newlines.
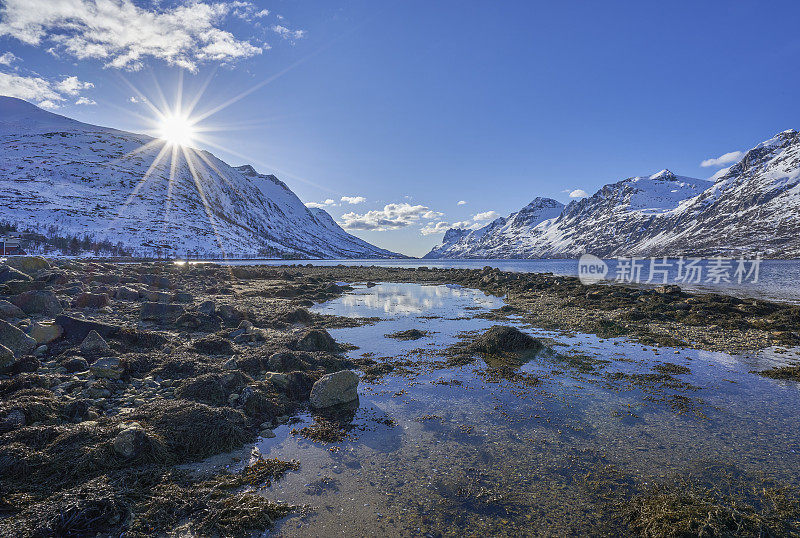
[649, 169, 675, 180]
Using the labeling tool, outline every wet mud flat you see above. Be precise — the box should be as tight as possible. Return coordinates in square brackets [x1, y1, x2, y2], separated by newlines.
[0, 259, 799, 536]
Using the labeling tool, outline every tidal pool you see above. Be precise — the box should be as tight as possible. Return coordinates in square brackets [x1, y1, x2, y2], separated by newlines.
[249, 283, 800, 535]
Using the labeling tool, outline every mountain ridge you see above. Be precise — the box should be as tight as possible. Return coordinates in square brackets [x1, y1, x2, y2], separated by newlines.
[0, 96, 400, 259]
[426, 130, 800, 259]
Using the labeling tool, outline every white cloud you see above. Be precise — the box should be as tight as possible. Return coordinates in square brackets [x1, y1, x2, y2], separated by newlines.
[0, 71, 93, 108]
[569, 189, 588, 198]
[457, 200, 467, 206]
[75, 96, 96, 105]
[0, 0, 263, 72]
[700, 150, 744, 168]
[305, 198, 336, 209]
[55, 76, 93, 96]
[272, 24, 305, 40]
[421, 221, 453, 235]
[341, 196, 366, 205]
[340, 203, 440, 231]
[473, 210, 499, 221]
[0, 52, 18, 65]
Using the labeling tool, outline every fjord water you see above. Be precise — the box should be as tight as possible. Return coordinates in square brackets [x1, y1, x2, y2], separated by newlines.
[250, 283, 800, 536]
[217, 258, 800, 304]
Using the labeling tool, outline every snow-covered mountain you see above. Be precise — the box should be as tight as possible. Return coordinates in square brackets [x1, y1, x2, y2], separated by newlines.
[426, 130, 800, 259]
[0, 96, 398, 258]
[426, 197, 564, 258]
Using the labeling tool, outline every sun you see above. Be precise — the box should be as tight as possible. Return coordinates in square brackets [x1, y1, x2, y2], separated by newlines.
[158, 113, 196, 147]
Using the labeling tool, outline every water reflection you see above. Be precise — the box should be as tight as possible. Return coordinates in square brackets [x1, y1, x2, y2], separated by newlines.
[314, 282, 503, 317]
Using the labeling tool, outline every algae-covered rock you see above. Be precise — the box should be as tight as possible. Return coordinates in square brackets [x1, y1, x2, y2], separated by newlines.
[0, 319, 37, 358]
[467, 325, 543, 355]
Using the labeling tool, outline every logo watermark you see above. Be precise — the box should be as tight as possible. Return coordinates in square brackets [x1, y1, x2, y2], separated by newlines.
[577, 254, 762, 286]
[578, 254, 609, 285]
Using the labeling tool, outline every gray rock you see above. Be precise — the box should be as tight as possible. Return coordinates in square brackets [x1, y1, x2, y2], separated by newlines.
[0, 343, 14, 369]
[72, 292, 110, 308]
[10, 290, 63, 316]
[29, 321, 63, 344]
[296, 329, 338, 352]
[62, 356, 89, 373]
[115, 286, 141, 301]
[140, 302, 185, 322]
[0, 409, 26, 433]
[265, 371, 290, 389]
[0, 319, 37, 358]
[4, 256, 50, 275]
[198, 300, 216, 315]
[309, 370, 360, 408]
[55, 314, 119, 342]
[0, 299, 25, 320]
[91, 357, 124, 379]
[142, 289, 171, 303]
[80, 330, 111, 355]
[0, 264, 32, 284]
[113, 423, 149, 458]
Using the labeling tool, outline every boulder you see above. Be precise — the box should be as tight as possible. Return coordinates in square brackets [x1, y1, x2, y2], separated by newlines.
[466, 325, 544, 355]
[90, 357, 124, 379]
[3, 279, 48, 295]
[0, 319, 36, 358]
[140, 274, 171, 289]
[197, 300, 216, 315]
[29, 321, 63, 344]
[140, 302, 185, 322]
[142, 289, 171, 303]
[72, 292, 110, 309]
[62, 356, 90, 373]
[296, 329, 338, 352]
[112, 423, 149, 458]
[3, 256, 50, 275]
[55, 314, 119, 341]
[309, 370, 360, 408]
[0, 343, 14, 369]
[80, 330, 111, 356]
[0, 300, 25, 320]
[115, 286, 141, 301]
[265, 371, 290, 389]
[10, 290, 63, 316]
[0, 264, 31, 284]
[0, 409, 26, 433]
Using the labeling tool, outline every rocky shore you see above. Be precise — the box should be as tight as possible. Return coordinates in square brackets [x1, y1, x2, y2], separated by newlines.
[1, 258, 799, 536]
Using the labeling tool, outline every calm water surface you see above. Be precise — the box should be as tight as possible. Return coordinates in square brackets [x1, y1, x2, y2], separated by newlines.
[212, 258, 800, 304]
[225, 283, 800, 535]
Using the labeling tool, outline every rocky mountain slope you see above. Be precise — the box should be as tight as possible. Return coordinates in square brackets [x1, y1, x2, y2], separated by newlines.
[426, 130, 800, 259]
[0, 96, 398, 259]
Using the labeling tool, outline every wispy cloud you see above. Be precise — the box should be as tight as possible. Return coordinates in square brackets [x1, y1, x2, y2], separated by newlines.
[340, 203, 441, 231]
[569, 189, 588, 198]
[0, 71, 94, 108]
[0, 0, 264, 72]
[457, 200, 467, 206]
[272, 24, 305, 41]
[75, 96, 96, 105]
[305, 199, 336, 209]
[421, 221, 453, 235]
[700, 150, 744, 168]
[0, 52, 18, 66]
[341, 195, 366, 205]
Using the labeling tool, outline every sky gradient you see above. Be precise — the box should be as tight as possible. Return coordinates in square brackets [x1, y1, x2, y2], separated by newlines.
[1, 1, 799, 256]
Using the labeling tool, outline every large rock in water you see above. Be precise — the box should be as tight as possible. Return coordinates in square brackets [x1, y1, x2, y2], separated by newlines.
[309, 370, 360, 408]
[467, 326, 544, 354]
[296, 329, 338, 352]
[0, 319, 36, 358]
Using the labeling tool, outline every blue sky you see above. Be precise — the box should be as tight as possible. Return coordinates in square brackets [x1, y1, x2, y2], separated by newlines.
[1, 1, 799, 257]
